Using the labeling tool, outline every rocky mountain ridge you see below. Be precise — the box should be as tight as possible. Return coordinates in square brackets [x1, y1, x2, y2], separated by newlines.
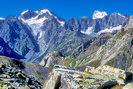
[73, 16, 133, 72]
[0, 9, 130, 63]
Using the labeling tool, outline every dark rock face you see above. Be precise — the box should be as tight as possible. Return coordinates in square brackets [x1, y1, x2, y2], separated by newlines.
[0, 37, 24, 59]
[0, 16, 40, 62]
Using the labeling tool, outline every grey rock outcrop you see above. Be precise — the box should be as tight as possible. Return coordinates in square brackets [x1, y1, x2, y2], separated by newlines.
[39, 52, 65, 68]
[43, 65, 133, 89]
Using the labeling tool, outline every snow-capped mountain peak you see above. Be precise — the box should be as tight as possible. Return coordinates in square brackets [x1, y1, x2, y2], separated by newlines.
[20, 12, 47, 25]
[19, 9, 52, 26]
[20, 9, 52, 20]
[93, 10, 108, 19]
[19, 9, 65, 26]
[19, 9, 65, 40]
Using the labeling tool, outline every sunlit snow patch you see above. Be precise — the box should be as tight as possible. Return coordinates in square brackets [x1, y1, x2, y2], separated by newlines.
[98, 25, 122, 34]
[81, 27, 96, 36]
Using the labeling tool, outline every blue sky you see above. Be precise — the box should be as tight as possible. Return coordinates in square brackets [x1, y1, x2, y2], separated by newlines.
[0, 0, 132, 19]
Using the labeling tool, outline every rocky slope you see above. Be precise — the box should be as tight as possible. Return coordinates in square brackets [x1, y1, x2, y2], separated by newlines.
[0, 56, 51, 88]
[76, 33, 113, 59]
[0, 56, 133, 89]
[75, 17, 133, 71]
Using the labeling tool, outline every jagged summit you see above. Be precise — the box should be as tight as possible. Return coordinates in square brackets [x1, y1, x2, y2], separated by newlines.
[20, 9, 52, 18]
[19, 9, 53, 25]
[19, 9, 65, 27]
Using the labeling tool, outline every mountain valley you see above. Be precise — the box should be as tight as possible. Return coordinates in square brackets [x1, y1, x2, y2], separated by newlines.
[0, 9, 132, 89]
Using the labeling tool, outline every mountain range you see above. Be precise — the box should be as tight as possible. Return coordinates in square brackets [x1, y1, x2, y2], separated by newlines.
[0, 9, 130, 63]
